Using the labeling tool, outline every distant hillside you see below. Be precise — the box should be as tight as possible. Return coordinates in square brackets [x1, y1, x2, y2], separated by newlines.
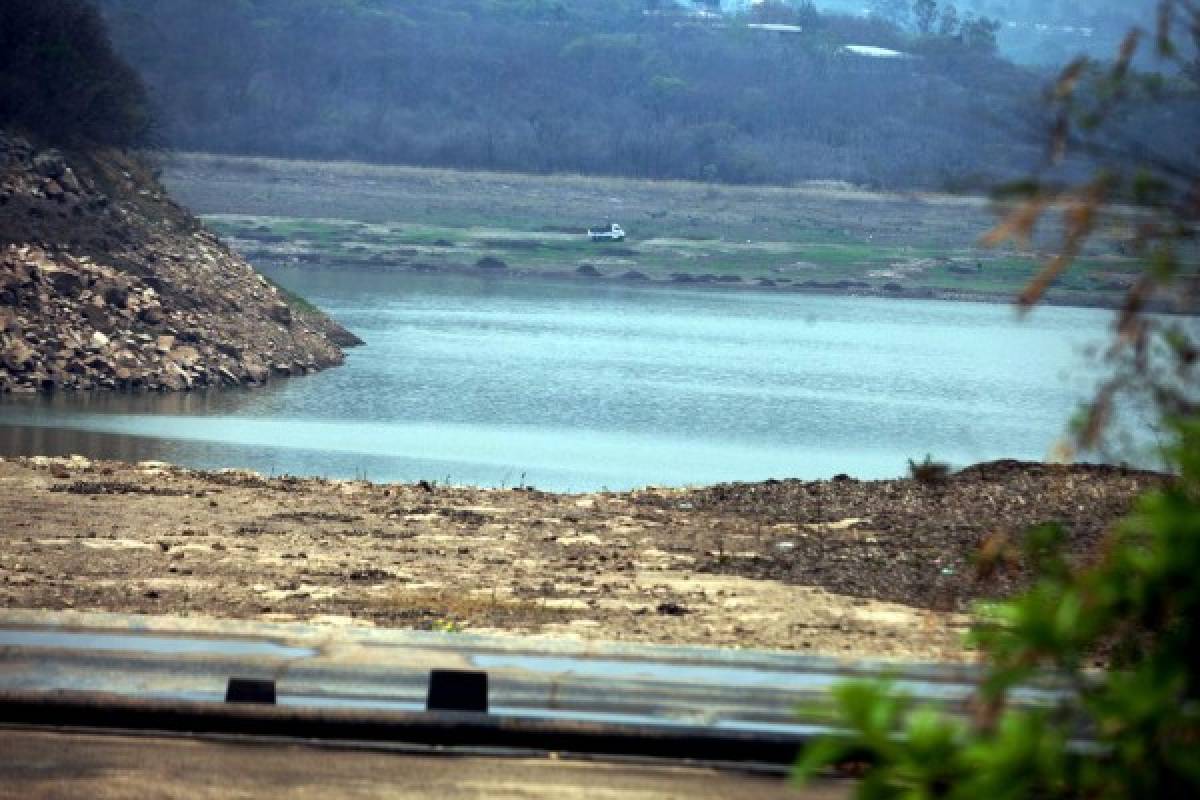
[96, 0, 1049, 189]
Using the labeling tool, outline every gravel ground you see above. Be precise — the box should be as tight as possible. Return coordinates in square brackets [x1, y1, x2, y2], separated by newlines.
[673, 459, 1162, 611]
[0, 456, 1164, 661]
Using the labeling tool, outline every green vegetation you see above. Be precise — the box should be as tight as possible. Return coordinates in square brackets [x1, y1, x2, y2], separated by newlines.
[0, 0, 152, 148]
[262, 275, 319, 315]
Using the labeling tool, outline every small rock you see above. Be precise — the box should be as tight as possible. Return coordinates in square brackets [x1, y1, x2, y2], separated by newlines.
[58, 168, 81, 193]
[82, 305, 112, 332]
[2, 342, 35, 372]
[268, 302, 292, 325]
[656, 602, 690, 616]
[102, 285, 129, 308]
[138, 306, 164, 324]
[168, 345, 200, 367]
[32, 152, 66, 178]
[89, 331, 110, 350]
[244, 363, 269, 383]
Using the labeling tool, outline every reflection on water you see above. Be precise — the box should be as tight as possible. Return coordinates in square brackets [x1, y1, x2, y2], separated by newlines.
[1, 424, 174, 465]
[0, 269, 1123, 491]
[6, 386, 261, 416]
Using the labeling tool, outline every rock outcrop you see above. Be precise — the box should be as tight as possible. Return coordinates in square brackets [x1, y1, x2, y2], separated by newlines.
[0, 131, 361, 393]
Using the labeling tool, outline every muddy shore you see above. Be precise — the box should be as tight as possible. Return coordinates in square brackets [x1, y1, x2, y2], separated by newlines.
[168, 153, 1162, 315]
[0, 456, 1162, 661]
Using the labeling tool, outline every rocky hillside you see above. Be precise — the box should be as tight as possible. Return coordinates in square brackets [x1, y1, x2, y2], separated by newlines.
[0, 131, 361, 393]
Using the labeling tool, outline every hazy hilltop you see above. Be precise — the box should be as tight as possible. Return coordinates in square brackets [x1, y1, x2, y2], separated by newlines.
[96, 0, 1042, 189]
[964, 0, 1163, 65]
[782, 0, 1165, 64]
[93, 0, 1195, 190]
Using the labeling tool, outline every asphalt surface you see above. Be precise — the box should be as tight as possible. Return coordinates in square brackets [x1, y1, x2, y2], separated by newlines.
[0, 729, 848, 799]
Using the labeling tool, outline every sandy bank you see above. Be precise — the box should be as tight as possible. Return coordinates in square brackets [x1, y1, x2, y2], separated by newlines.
[0, 456, 1160, 661]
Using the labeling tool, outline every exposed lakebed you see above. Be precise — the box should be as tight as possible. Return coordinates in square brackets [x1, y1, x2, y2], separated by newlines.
[0, 269, 1125, 491]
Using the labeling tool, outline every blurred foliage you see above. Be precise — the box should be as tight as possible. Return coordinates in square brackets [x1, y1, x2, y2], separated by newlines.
[795, 2, 1200, 796]
[0, 0, 153, 148]
[981, 1, 1199, 458]
[796, 421, 1200, 797]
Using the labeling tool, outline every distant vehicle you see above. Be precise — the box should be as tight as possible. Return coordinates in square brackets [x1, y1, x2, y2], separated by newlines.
[588, 223, 626, 242]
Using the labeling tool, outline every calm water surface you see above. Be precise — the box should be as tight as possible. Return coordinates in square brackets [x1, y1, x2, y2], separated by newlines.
[0, 269, 1116, 491]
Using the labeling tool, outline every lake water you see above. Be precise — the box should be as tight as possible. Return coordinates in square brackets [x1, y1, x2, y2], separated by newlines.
[0, 269, 1117, 491]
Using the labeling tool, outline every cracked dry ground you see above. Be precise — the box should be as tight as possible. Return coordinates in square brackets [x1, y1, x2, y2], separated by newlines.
[0, 457, 1164, 661]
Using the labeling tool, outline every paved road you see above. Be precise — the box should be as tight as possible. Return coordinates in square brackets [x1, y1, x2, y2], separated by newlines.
[0, 609, 1043, 797]
[0, 729, 848, 799]
[0, 608, 998, 734]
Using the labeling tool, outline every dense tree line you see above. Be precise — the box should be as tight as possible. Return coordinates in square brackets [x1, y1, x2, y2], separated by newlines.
[0, 0, 153, 148]
[93, 0, 1055, 188]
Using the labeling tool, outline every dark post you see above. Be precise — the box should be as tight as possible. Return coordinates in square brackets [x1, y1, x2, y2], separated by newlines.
[426, 669, 488, 713]
[224, 678, 277, 705]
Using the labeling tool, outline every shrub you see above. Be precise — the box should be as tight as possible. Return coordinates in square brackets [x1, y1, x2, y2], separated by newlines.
[908, 454, 951, 485]
[0, 0, 153, 148]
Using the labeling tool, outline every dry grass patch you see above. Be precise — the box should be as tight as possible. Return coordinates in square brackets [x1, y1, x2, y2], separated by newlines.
[387, 587, 576, 632]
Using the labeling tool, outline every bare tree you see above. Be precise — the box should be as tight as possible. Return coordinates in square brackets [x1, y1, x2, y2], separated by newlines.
[913, 0, 938, 35]
[938, 2, 959, 36]
[869, 0, 910, 27]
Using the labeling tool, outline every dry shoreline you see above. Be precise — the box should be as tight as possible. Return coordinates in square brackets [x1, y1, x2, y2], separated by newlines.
[274, 255, 1151, 314]
[168, 153, 1157, 316]
[0, 455, 1161, 662]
